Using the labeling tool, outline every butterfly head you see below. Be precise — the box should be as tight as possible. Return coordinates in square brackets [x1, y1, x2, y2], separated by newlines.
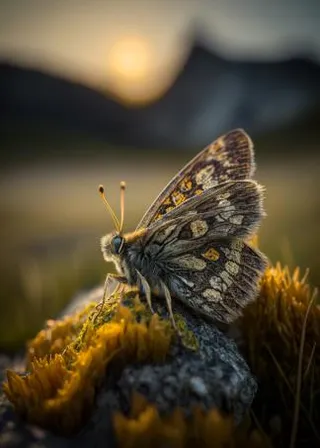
[99, 182, 126, 264]
[100, 232, 126, 263]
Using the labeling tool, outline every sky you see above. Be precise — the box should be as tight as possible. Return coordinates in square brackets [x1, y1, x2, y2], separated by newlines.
[1, 0, 319, 102]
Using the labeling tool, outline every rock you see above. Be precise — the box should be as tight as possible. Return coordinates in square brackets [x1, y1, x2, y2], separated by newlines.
[1, 286, 257, 447]
[74, 289, 257, 447]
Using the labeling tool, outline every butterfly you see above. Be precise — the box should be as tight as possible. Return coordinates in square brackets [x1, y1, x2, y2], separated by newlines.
[98, 128, 267, 328]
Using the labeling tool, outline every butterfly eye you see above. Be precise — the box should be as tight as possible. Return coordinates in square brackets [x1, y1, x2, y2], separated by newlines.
[111, 235, 125, 255]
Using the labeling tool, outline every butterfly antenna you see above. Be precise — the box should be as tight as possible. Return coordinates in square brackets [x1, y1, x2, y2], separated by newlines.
[119, 181, 126, 234]
[98, 185, 120, 232]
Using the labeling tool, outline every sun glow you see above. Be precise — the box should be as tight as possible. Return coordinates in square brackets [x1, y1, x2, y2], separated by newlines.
[105, 35, 182, 105]
[109, 37, 151, 81]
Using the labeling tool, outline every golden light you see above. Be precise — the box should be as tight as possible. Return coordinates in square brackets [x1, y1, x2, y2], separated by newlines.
[104, 34, 183, 105]
[109, 37, 150, 81]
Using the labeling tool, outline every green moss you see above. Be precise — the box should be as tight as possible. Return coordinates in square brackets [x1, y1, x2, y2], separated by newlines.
[174, 313, 199, 351]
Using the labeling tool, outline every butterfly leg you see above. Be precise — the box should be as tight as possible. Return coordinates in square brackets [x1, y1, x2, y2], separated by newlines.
[93, 273, 126, 322]
[136, 270, 154, 314]
[160, 281, 177, 331]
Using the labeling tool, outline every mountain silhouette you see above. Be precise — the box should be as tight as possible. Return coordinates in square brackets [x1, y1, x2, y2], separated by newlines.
[1, 42, 320, 150]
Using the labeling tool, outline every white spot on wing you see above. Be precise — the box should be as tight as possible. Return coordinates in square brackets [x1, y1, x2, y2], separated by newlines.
[221, 247, 241, 263]
[220, 206, 236, 220]
[172, 254, 206, 270]
[232, 240, 244, 251]
[195, 166, 217, 189]
[221, 270, 233, 286]
[230, 215, 244, 225]
[202, 289, 222, 302]
[225, 261, 239, 275]
[218, 199, 230, 207]
[210, 276, 227, 292]
[190, 219, 208, 237]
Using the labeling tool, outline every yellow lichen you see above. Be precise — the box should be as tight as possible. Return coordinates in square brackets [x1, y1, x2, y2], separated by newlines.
[3, 297, 174, 434]
[174, 313, 199, 351]
[113, 393, 268, 448]
[240, 263, 320, 447]
[26, 302, 95, 364]
[241, 264, 319, 377]
[2, 263, 319, 447]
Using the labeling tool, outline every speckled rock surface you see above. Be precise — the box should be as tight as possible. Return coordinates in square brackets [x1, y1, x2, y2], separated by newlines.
[1, 285, 257, 447]
[75, 288, 257, 446]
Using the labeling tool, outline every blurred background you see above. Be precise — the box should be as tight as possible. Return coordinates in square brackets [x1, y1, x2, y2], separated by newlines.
[0, 0, 319, 352]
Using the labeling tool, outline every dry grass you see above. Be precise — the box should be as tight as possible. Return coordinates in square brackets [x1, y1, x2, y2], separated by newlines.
[240, 264, 319, 447]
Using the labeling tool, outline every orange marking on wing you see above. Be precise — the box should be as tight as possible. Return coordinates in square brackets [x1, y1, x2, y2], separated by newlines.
[209, 139, 223, 154]
[171, 191, 186, 206]
[179, 178, 193, 192]
[165, 206, 175, 213]
[154, 213, 163, 221]
[202, 248, 220, 261]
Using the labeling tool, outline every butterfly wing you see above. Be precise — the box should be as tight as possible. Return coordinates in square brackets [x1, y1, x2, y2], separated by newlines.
[138, 179, 266, 323]
[137, 128, 255, 229]
[164, 238, 267, 323]
[145, 179, 265, 242]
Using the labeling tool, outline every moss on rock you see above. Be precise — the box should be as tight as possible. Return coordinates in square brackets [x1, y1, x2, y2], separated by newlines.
[3, 295, 174, 434]
[2, 264, 319, 448]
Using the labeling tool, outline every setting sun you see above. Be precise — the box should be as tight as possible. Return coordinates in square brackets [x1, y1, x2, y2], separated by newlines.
[109, 36, 151, 81]
[104, 34, 184, 105]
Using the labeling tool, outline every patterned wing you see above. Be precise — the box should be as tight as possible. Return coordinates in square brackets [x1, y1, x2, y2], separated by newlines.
[145, 179, 265, 243]
[138, 178, 266, 324]
[165, 238, 267, 324]
[137, 128, 255, 229]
